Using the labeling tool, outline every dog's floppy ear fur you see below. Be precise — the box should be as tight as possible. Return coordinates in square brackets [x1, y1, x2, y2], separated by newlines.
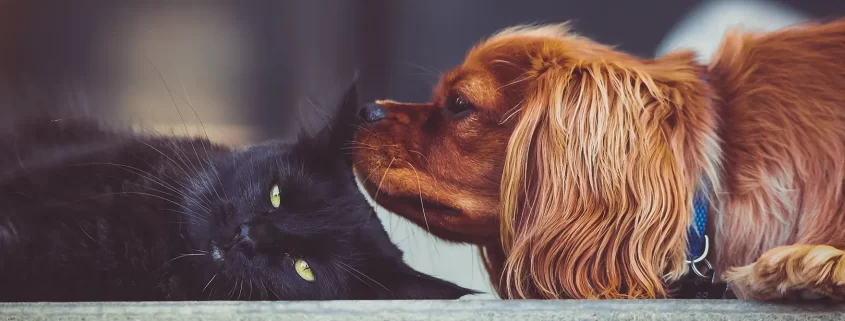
[499, 49, 720, 299]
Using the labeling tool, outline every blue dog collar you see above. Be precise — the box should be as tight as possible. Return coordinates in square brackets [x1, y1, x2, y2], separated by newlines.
[687, 187, 710, 262]
[686, 180, 713, 281]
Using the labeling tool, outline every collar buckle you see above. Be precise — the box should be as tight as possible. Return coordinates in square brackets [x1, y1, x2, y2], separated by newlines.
[685, 235, 716, 283]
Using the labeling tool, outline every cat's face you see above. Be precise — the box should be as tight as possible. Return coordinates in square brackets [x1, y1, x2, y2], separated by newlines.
[181, 83, 474, 300]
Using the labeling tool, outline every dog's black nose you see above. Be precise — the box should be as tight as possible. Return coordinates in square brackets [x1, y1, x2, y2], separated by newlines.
[359, 102, 387, 123]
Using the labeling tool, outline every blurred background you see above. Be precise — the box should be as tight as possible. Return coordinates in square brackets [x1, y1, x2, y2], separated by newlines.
[1, 0, 843, 298]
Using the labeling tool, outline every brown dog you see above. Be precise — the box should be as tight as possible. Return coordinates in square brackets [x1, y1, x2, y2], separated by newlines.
[353, 21, 845, 300]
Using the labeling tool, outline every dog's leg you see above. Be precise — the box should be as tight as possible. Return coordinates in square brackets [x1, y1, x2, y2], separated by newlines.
[725, 244, 845, 300]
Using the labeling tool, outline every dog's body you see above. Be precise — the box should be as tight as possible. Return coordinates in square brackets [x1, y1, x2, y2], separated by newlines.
[354, 20, 845, 300]
[707, 22, 845, 300]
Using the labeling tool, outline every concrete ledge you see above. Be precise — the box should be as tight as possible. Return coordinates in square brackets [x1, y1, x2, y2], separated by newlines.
[1, 300, 843, 321]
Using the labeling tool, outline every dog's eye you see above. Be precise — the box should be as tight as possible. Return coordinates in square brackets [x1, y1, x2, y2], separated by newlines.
[446, 95, 475, 119]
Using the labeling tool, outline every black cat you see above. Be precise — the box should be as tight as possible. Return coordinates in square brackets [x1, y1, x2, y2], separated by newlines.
[0, 82, 475, 301]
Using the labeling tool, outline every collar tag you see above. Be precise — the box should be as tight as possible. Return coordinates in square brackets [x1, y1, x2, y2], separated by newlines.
[686, 235, 714, 282]
[672, 181, 735, 299]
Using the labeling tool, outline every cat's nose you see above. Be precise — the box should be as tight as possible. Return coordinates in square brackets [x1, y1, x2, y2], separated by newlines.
[231, 222, 274, 252]
[359, 102, 386, 123]
[232, 224, 258, 252]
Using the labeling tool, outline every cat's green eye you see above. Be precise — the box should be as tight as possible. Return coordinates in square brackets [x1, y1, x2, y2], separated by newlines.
[294, 258, 315, 282]
[270, 184, 281, 208]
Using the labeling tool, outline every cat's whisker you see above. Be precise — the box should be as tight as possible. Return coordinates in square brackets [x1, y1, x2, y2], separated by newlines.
[202, 273, 217, 293]
[237, 279, 244, 300]
[163, 86, 228, 202]
[158, 191, 211, 215]
[172, 222, 208, 227]
[77, 221, 95, 243]
[305, 96, 332, 130]
[259, 280, 269, 300]
[124, 153, 210, 205]
[293, 97, 307, 132]
[13, 137, 30, 177]
[172, 72, 217, 187]
[163, 253, 205, 266]
[145, 58, 218, 204]
[147, 183, 207, 212]
[394, 233, 414, 246]
[113, 191, 203, 218]
[396, 60, 441, 80]
[155, 137, 212, 209]
[264, 280, 281, 300]
[227, 279, 238, 300]
[172, 71, 218, 179]
[163, 209, 210, 224]
[334, 262, 369, 290]
[69, 162, 196, 207]
[195, 168, 223, 205]
[167, 141, 216, 205]
[40, 191, 208, 222]
[121, 180, 198, 209]
[134, 139, 195, 185]
[331, 254, 353, 260]
[198, 91, 238, 147]
[334, 260, 392, 294]
[122, 184, 210, 216]
[248, 280, 254, 300]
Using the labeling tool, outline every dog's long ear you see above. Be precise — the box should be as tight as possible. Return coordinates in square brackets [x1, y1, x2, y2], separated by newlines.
[499, 51, 719, 299]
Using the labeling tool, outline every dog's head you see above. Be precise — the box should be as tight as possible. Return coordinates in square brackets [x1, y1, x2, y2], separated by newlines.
[354, 24, 721, 298]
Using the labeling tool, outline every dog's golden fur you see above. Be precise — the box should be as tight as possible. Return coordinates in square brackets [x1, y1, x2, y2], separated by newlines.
[353, 20, 845, 300]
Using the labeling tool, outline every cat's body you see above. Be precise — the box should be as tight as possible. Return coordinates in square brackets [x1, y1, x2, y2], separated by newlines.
[0, 115, 228, 301]
[0, 84, 474, 302]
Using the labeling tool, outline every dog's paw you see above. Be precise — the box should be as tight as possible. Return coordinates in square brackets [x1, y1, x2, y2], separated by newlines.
[724, 244, 845, 301]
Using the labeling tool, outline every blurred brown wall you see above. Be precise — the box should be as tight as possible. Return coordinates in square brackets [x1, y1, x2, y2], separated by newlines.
[0, 1, 20, 82]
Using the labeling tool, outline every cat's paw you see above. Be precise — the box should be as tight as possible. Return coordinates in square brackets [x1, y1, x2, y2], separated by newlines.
[725, 244, 845, 301]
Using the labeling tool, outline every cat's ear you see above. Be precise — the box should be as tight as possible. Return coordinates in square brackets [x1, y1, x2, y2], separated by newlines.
[374, 262, 479, 300]
[312, 72, 362, 165]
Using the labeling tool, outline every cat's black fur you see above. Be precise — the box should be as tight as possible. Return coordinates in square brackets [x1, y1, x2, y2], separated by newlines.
[0, 82, 475, 302]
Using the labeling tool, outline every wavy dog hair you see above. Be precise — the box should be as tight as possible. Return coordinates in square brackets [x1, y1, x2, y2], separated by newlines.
[495, 24, 722, 299]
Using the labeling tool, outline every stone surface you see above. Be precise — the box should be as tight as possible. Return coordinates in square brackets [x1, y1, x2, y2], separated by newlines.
[1, 300, 844, 321]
